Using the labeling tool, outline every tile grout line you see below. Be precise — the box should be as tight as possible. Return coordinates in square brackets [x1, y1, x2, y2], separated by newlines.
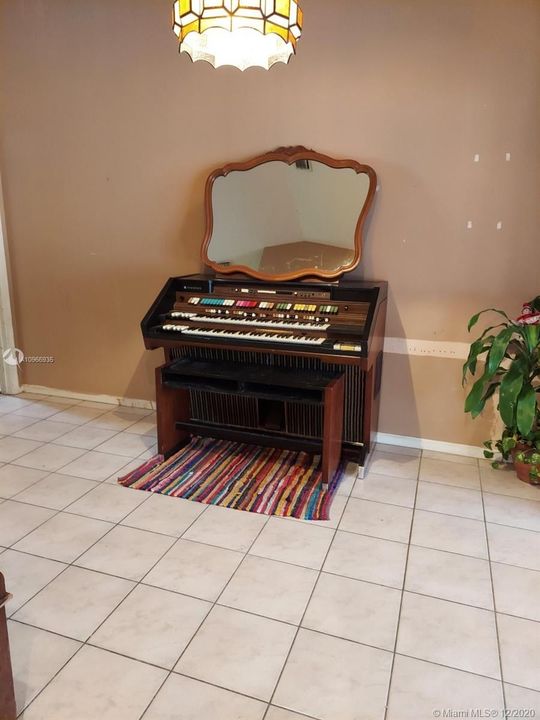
[376, 450, 540, 505]
[0, 399, 86, 497]
[9, 491, 207, 621]
[10, 538, 540, 634]
[479, 472, 508, 712]
[6, 475, 540, 626]
[8, 459, 540, 704]
[325, 483, 540, 534]
[259, 475, 358, 720]
[10, 612, 533, 699]
[4, 426, 540, 541]
[7, 463, 538, 715]
[8, 491, 540, 540]
[9, 507, 540, 573]
[1, 398, 155, 471]
[381, 448, 423, 720]
[3, 453, 150, 554]
[3, 419, 537, 716]
[5, 460, 540, 523]
[3, 405, 153, 485]
[6, 501, 540, 613]
[13, 611, 325, 720]
[136, 510, 274, 720]
[14, 494, 210, 718]
[1, 401, 158, 557]
[3, 418, 173, 715]
[390, 649, 504, 686]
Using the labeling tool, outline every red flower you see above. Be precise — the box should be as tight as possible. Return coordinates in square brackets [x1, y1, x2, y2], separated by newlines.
[517, 297, 540, 326]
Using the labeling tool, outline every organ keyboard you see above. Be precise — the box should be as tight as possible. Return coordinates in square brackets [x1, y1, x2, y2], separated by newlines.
[142, 274, 387, 473]
[144, 276, 384, 359]
[171, 327, 327, 346]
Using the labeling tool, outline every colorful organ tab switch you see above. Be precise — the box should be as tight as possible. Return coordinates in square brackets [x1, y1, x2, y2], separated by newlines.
[185, 298, 338, 315]
[200, 298, 235, 307]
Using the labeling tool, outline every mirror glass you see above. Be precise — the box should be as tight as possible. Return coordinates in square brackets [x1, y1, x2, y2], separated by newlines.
[206, 160, 371, 278]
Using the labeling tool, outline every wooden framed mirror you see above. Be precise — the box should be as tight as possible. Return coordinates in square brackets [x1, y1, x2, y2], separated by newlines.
[201, 146, 377, 282]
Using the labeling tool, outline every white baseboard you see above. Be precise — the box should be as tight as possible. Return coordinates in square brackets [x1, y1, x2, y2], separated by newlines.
[22, 384, 482, 458]
[22, 384, 156, 411]
[375, 432, 484, 458]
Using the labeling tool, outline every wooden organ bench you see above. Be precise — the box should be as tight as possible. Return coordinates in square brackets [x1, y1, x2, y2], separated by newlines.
[155, 359, 345, 489]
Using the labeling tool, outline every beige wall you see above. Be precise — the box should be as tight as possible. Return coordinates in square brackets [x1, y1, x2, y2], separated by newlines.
[1, 0, 539, 446]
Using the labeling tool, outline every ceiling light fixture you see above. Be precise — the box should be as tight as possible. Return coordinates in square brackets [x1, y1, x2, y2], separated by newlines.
[172, 0, 303, 71]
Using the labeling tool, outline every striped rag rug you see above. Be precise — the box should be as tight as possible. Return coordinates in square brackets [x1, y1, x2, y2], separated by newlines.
[118, 435, 347, 521]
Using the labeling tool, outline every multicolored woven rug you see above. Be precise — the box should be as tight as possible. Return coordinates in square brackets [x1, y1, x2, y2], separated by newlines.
[118, 435, 346, 521]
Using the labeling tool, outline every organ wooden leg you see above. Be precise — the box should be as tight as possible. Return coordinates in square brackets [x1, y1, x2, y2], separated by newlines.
[362, 350, 383, 455]
[155, 364, 191, 458]
[322, 374, 345, 490]
[0, 573, 16, 720]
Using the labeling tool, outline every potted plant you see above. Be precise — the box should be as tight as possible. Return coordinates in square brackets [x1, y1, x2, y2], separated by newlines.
[513, 447, 540, 484]
[463, 296, 540, 484]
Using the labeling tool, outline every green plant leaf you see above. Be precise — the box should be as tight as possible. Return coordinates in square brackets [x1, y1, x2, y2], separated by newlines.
[469, 342, 495, 378]
[468, 313, 481, 332]
[486, 326, 515, 377]
[462, 338, 488, 384]
[465, 373, 492, 417]
[468, 308, 511, 332]
[483, 450, 494, 459]
[521, 324, 540, 353]
[474, 382, 499, 418]
[499, 359, 525, 427]
[476, 324, 506, 347]
[516, 383, 537, 436]
[483, 382, 499, 400]
[501, 436, 517, 454]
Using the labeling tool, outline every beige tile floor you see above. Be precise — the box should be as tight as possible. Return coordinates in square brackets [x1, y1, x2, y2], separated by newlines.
[0, 392, 540, 719]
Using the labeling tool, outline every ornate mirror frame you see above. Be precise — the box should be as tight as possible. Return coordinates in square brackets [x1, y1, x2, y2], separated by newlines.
[200, 146, 377, 282]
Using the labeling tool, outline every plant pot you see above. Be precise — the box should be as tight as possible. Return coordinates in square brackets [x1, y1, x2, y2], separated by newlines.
[512, 453, 540, 486]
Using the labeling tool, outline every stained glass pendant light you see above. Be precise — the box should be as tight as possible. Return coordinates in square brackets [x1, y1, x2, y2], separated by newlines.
[172, 1, 303, 71]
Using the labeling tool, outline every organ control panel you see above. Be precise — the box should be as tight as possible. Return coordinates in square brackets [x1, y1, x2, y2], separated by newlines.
[143, 276, 386, 360]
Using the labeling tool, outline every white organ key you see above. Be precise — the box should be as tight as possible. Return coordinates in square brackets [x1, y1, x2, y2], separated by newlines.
[183, 315, 329, 332]
[180, 327, 325, 346]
